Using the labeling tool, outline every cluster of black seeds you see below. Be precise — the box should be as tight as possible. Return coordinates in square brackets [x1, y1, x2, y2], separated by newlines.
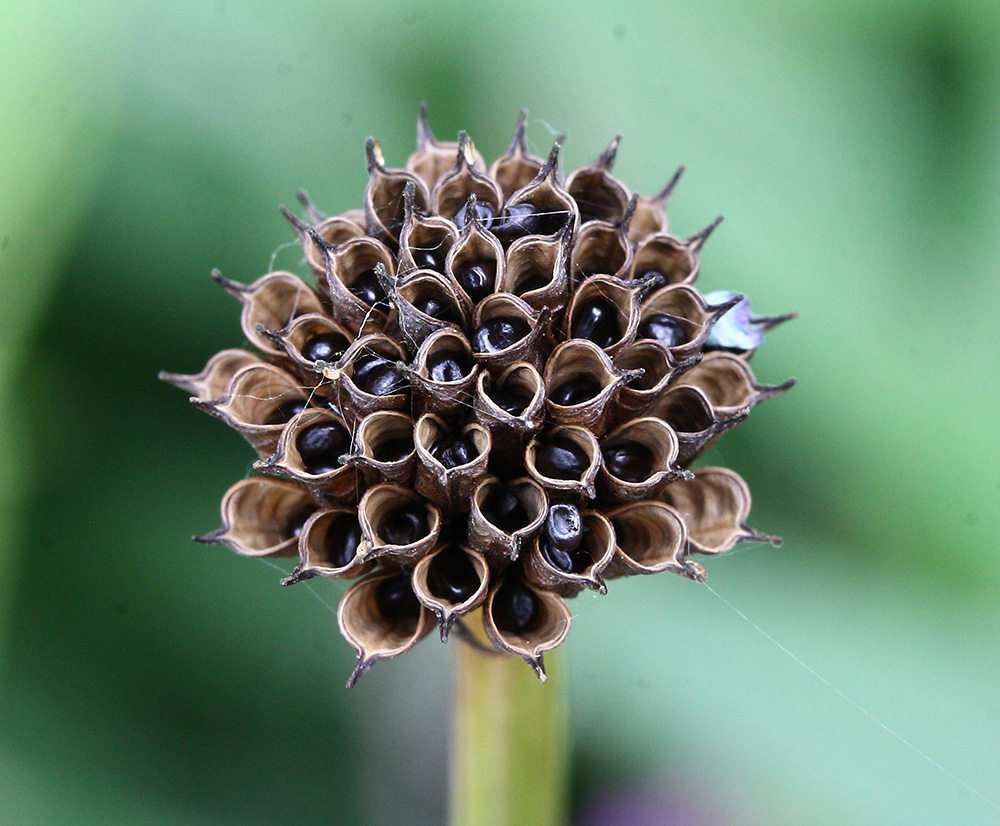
[164, 108, 793, 685]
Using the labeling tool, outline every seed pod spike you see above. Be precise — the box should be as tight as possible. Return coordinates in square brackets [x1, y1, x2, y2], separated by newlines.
[655, 166, 685, 206]
[279, 204, 312, 242]
[593, 133, 623, 172]
[295, 189, 327, 224]
[416, 101, 435, 150]
[365, 137, 386, 173]
[508, 108, 530, 157]
[687, 215, 724, 251]
[757, 310, 799, 332]
[211, 269, 249, 302]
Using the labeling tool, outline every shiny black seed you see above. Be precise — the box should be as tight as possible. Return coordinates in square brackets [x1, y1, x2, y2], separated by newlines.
[301, 331, 350, 363]
[544, 503, 583, 552]
[352, 355, 408, 396]
[412, 295, 459, 324]
[571, 298, 620, 348]
[373, 435, 414, 463]
[266, 398, 307, 425]
[427, 349, 473, 383]
[412, 248, 447, 272]
[489, 383, 534, 416]
[296, 421, 351, 473]
[456, 262, 496, 303]
[495, 202, 540, 240]
[492, 577, 539, 634]
[324, 514, 362, 568]
[348, 268, 386, 306]
[286, 508, 313, 539]
[481, 489, 531, 534]
[352, 353, 387, 386]
[380, 503, 429, 546]
[639, 313, 686, 348]
[534, 436, 589, 480]
[549, 377, 602, 406]
[602, 442, 655, 482]
[472, 316, 531, 354]
[513, 272, 549, 295]
[453, 200, 496, 230]
[375, 573, 422, 622]
[427, 546, 480, 604]
[429, 432, 477, 468]
[541, 541, 591, 574]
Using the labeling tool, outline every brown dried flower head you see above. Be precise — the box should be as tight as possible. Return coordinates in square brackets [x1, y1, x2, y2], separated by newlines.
[162, 106, 795, 687]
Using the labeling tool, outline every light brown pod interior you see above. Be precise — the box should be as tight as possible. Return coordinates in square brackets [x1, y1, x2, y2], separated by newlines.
[432, 134, 503, 221]
[606, 500, 690, 575]
[199, 477, 316, 557]
[338, 569, 435, 688]
[284, 508, 372, 583]
[630, 233, 700, 286]
[659, 467, 777, 554]
[482, 574, 572, 682]
[158, 348, 263, 403]
[351, 410, 415, 467]
[364, 138, 431, 245]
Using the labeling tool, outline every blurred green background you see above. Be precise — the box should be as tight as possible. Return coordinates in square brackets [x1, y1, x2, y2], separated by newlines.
[3, 0, 999, 824]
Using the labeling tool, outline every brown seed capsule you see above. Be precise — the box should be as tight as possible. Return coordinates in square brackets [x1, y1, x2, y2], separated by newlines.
[414, 414, 491, 512]
[482, 571, 572, 682]
[343, 410, 416, 487]
[467, 476, 547, 564]
[605, 500, 703, 580]
[195, 477, 317, 558]
[412, 543, 490, 641]
[158, 348, 265, 404]
[659, 467, 780, 553]
[357, 483, 442, 565]
[338, 568, 436, 688]
[524, 509, 615, 596]
[282, 508, 374, 584]
[212, 270, 324, 360]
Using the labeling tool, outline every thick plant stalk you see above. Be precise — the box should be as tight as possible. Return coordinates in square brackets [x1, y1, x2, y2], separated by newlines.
[449, 625, 569, 826]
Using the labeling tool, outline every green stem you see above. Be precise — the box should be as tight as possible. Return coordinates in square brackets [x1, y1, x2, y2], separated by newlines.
[449, 633, 569, 826]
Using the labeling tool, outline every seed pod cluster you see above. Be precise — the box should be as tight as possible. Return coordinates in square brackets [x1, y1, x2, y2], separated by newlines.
[162, 107, 794, 687]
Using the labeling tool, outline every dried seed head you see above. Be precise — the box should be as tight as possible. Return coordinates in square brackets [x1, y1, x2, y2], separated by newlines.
[165, 106, 795, 685]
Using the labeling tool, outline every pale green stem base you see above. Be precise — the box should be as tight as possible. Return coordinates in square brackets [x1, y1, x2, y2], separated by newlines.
[449, 636, 569, 826]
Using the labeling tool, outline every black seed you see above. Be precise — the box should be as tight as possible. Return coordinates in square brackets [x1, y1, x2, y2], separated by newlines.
[412, 294, 460, 324]
[286, 508, 313, 539]
[639, 313, 686, 348]
[353, 355, 408, 396]
[266, 398, 307, 425]
[571, 298, 620, 348]
[429, 432, 477, 468]
[301, 331, 350, 363]
[456, 262, 496, 303]
[472, 316, 531, 354]
[352, 353, 387, 386]
[324, 514, 362, 568]
[495, 202, 540, 241]
[375, 573, 422, 622]
[427, 349, 473, 383]
[348, 268, 386, 306]
[373, 434, 414, 463]
[544, 503, 583, 552]
[411, 247, 447, 272]
[489, 382, 534, 416]
[492, 577, 539, 634]
[481, 488, 531, 534]
[541, 540, 591, 574]
[380, 503, 429, 546]
[513, 272, 549, 295]
[602, 442, 655, 482]
[427, 546, 480, 604]
[296, 421, 351, 474]
[534, 436, 590, 480]
[549, 377, 602, 406]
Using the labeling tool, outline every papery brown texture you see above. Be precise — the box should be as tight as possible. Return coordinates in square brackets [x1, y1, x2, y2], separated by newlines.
[165, 107, 794, 685]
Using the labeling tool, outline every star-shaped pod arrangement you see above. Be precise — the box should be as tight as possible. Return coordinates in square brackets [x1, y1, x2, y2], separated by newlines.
[162, 107, 795, 687]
